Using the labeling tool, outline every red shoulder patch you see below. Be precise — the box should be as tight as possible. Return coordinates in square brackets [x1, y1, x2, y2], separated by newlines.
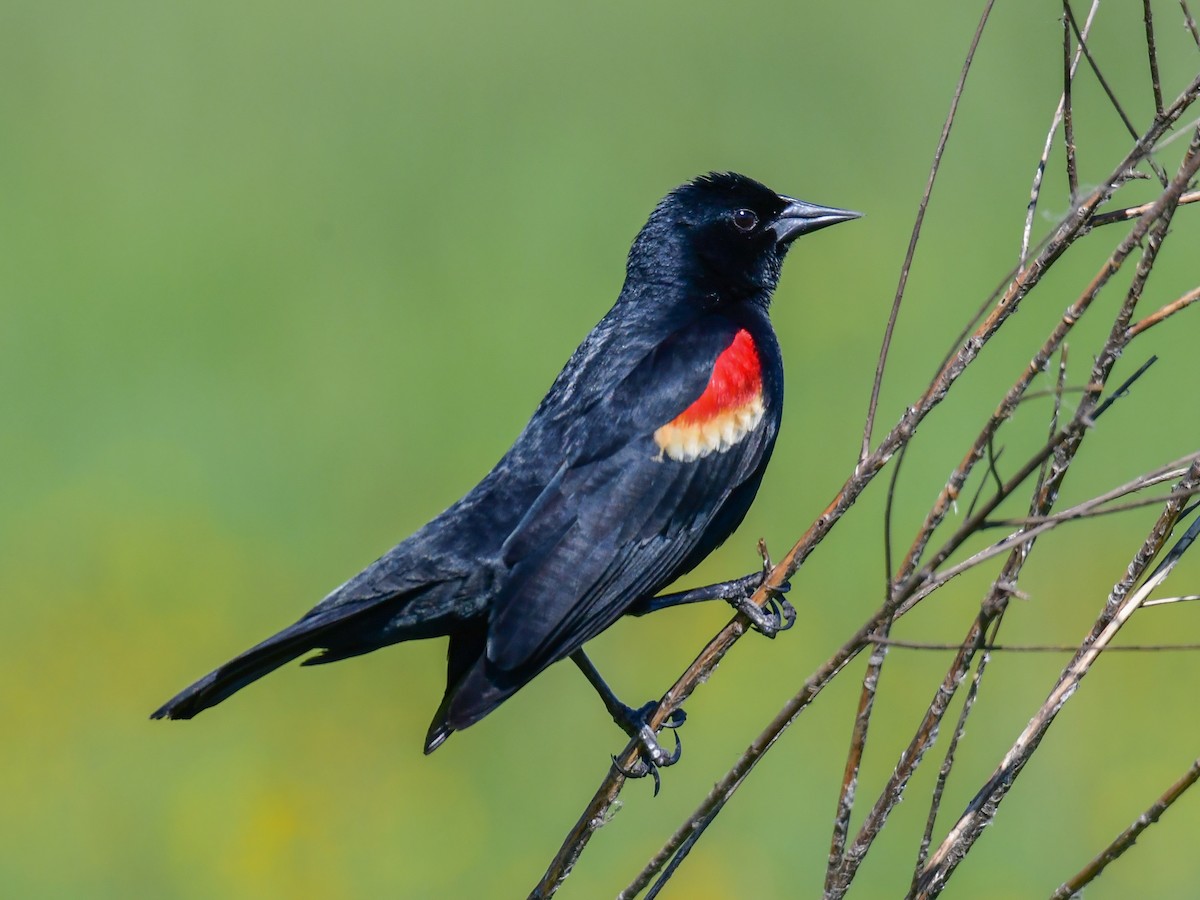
[654, 329, 765, 462]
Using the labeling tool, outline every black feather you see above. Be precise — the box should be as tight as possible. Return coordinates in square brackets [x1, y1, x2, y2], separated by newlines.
[152, 172, 855, 758]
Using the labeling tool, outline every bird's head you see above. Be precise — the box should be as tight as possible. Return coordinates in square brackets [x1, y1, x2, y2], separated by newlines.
[627, 172, 861, 300]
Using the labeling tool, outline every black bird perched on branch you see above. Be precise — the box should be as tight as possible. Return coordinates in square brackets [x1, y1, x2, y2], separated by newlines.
[152, 173, 859, 779]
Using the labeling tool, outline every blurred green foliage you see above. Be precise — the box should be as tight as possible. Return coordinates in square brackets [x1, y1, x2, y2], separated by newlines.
[2, 2, 1198, 897]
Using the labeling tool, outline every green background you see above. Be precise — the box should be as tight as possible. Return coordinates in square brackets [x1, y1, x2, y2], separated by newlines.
[3, 2, 1198, 897]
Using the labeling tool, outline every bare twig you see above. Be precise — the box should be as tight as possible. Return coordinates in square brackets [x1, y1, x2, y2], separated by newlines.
[599, 75, 1200, 900]
[831, 348, 1134, 897]
[831, 616, 994, 893]
[1183, 0, 1200, 49]
[1126, 285, 1200, 337]
[615, 612, 886, 900]
[950, 63, 1200, 395]
[626, 425, 1188, 898]
[1065, 2, 1170, 185]
[833, 417, 1092, 891]
[825, 640, 886, 894]
[873, 638, 1200, 653]
[899, 177, 1169, 596]
[826, 448, 910, 889]
[1035, 345, 1070, 511]
[531, 36, 1200, 898]
[1090, 188, 1200, 226]
[1015, 385, 1088, 403]
[1090, 354, 1159, 420]
[1062, 2, 1079, 198]
[927, 102, 1200, 566]
[1144, 0, 1164, 116]
[1065, 0, 1133, 139]
[1156, 116, 1200, 149]
[1054, 1, 1090, 213]
[902, 466, 1200, 612]
[859, 0, 996, 463]
[916, 164, 1200, 888]
[914, 466, 1200, 895]
[826, 125, 1200, 895]
[1142, 593, 1200, 607]
[985, 485, 1200, 527]
[910, 616, 1001, 891]
[1051, 756, 1200, 898]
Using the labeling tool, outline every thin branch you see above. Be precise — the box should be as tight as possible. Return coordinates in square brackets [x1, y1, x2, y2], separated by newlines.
[1090, 354, 1159, 420]
[533, 69, 1200, 900]
[943, 62, 1200, 394]
[848, 413, 1162, 891]
[1063, 1, 1079, 198]
[637, 419, 1120, 897]
[831, 132, 1200, 893]
[919, 107, 1200, 577]
[912, 350, 1065, 897]
[1090, 189, 1200, 226]
[826, 447, 910, 888]
[902, 471, 1200, 613]
[962, 441, 997, 522]
[1015, 385, 1088, 403]
[1060, 2, 1084, 207]
[595, 80, 1200, 900]
[1035, 345, 1070, 511]
[874, 637, 1200, 653]
[835, 410, 1095, 892]
[1126, 285, 1200, 337]
[899, 167, 1177, 593]
[914, 463, 1200, 897]
[825, 641, 887, 895]
[832, 615, 996, 892]
[985, 484, 1200, 527]
[616, 611, 887, 900]
[1051, 756, 1200, 899]
[1065, 0, 1136, 139]
[1142, 593, 1200, 607]
[1156, 116, 1200, 149]
[1183, 0, 1200, 49]
[1065, 2, 1170, 186]
[1144, 0, 1164, 116]
[910, 616, 1001, 892]
[859, 0, 996, 463]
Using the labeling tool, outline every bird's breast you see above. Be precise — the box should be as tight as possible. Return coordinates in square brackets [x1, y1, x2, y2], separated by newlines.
[654, 328, 765, 463]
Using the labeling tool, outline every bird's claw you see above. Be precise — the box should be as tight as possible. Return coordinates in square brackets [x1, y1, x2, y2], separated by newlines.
[611, 702, 685, 796]
[729, 573, 796, 638]
[765, 590, 797, 633]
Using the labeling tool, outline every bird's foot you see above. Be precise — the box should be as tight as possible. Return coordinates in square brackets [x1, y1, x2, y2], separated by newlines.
[727, 570, 795, 638]
[610, 701, 687, 796]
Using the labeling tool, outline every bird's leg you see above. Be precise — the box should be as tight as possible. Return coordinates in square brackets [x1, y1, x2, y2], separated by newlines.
[570, 649, 685, 794]
[625, 568, 795, 638]
[626, 571, 762, 615]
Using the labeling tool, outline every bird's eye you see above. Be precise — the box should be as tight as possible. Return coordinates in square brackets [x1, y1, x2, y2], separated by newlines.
[731, 208, 758, 232]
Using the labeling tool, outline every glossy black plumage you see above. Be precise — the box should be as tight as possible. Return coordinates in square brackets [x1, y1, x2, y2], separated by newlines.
[152, 173, 859, 756]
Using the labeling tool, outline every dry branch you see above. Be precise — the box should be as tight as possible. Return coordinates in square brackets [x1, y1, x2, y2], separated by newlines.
[1051, 755, 1200, 898]
[1126, 285, 1200, 337]
[908, 126, 1200, 898]
[915, 463, 1200, 896]
[859, 0, 996, 463]
[529, 10, 1200, 898]
[616, 66, 1200, 900]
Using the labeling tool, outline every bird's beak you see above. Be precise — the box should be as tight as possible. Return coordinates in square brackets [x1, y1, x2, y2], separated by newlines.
[768, 197, 862, 244]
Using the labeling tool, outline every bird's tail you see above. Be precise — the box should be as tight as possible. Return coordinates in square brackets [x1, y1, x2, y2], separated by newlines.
[150, 615, 339, 720]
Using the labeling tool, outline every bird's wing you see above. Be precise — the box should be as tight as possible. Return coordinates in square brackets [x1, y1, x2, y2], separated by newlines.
[484, 316, 776, 676]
